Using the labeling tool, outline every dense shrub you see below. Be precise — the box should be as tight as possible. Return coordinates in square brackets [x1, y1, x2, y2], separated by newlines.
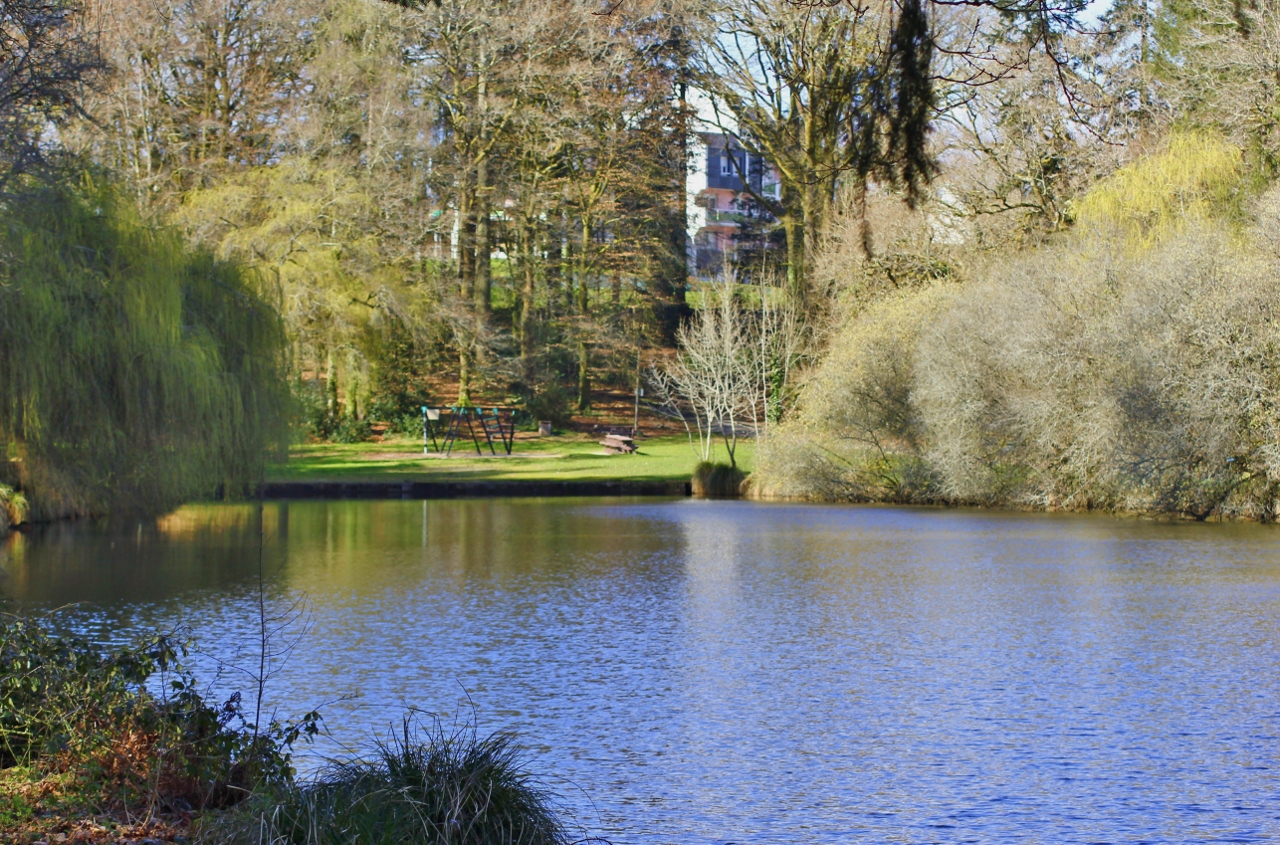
[362, 317, 434, 425]
[753, 138, 1280, 518]
[383, 410, 431, 438]
[0, 613, 317, 813]
[914, 229, 1280, 516]
[294, 379, 338, 441]
[524, 384, 575, 429]
[749, 286, 951, 502]
[692, 462, 745, 498]
[331, 415, 374, 444]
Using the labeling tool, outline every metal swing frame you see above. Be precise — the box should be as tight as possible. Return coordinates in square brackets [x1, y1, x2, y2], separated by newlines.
[440, 406, 515, 457]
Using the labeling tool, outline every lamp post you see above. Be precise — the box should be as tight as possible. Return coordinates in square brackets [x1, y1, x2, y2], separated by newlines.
[422, 405, 430, 455]
[633, 346, 642, 438]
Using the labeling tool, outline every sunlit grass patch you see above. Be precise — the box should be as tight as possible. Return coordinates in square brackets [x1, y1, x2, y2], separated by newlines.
[271, 434, 755, 485]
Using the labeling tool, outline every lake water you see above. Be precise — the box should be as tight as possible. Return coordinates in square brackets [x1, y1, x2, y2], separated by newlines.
[2, 498, 1278, 843]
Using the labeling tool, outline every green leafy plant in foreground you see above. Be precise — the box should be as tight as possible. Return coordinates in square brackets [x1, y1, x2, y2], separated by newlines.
[0, 612, 318, 815]
[1, 613, 589, 844]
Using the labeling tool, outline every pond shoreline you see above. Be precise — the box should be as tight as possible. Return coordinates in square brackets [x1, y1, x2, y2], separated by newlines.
[0, 479, 693, 533]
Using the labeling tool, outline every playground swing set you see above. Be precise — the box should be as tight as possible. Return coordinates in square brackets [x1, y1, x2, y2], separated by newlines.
[421, 405, 516, 457]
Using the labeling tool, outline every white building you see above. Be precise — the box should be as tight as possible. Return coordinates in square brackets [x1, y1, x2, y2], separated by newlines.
[686, 130, 780, 279]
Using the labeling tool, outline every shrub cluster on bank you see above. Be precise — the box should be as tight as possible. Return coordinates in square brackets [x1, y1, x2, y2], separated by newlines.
[752, 138, 1280, 520]
[691, 462, 747, 498]
[0, 612, 313, 835]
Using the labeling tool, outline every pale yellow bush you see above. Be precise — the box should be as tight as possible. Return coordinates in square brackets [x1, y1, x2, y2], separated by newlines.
[914, 228, 1280, 516]
[751, 285, 953, 502]
[759, 137, 1280, 518]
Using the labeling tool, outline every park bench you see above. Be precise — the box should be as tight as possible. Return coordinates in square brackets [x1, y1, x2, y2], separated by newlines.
[599, 432, 636, 454]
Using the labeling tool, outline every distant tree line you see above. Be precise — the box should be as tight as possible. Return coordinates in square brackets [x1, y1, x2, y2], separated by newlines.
[70, 0, 694, 428]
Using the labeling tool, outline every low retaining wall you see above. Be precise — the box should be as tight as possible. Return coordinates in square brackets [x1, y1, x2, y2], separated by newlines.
[259, 479, 692, 500]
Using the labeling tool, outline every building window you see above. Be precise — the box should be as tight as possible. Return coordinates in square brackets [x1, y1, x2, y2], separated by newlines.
[705, 195, 717, 211]
[720, 153, 731, 176]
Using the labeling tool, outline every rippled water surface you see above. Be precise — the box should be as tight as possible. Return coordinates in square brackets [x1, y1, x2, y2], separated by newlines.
[3, 498, 1279, 843]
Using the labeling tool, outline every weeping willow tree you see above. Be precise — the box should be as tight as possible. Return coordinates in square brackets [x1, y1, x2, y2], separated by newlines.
[0, 177, 290, 523]
[1073, 132, 1246, 246]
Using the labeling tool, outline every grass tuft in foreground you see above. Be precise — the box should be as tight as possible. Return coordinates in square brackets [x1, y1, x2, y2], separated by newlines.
[225, 718, 574, 845]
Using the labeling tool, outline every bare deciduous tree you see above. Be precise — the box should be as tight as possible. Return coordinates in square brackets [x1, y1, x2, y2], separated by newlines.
[681, 0, 1096, 303]
[0, 0, 102, 184]
[73, 0, 316, 207]
[1167, 0, 1280, 176]
[651, 275, 802, 465]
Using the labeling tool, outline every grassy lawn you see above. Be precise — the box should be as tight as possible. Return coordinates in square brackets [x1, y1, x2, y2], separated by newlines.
[268, 433, 754, 484]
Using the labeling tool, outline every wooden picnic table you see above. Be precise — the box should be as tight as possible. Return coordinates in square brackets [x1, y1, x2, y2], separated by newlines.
[600, 433, 636, 454]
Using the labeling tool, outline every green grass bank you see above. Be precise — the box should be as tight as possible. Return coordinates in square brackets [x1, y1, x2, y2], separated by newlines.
[268, 434, 754, 488]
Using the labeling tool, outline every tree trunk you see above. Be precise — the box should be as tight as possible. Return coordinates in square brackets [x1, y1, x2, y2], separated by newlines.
[546, 238, 563, 312]
[576, 217, 592, 412]
[475, 164, 491, 315]
[458, 344, 472, 407]
[851, 177, 872, 258]
[457, 185, 475, 301]
[783, 214, 805, 306]
[577, 340, 590, 412]
[455, 170, 477, 407]
[802, 183, 824, 271]
[325, 351, 339, 425]
[520, 226, 537, 392]
[475, 61, 491, 315]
